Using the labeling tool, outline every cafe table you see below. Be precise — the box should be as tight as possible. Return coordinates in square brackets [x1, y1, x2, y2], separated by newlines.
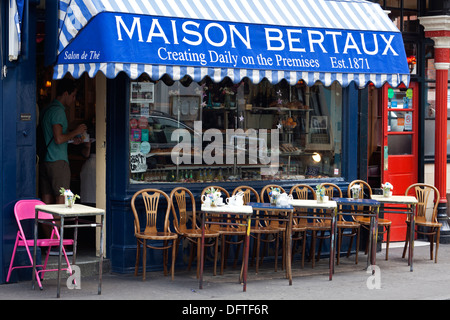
[288, 199, 337, 280]
[199, 204, 253, 292]
[371, 194, 418, 271]
[32, 204, 105, 298]
[247, 202, 295, 285]
[332, 198, 380, 268]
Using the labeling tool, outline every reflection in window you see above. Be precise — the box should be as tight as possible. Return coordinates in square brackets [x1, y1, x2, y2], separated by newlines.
[128, 76, 343, 183]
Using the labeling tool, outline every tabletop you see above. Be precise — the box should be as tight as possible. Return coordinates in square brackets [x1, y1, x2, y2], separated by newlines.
[200, 204, 253, 215]
[35, 204, 105, 217]
[247, 202, 294, 211]
[371, 194, 418, 204]
[333, 197, 380, 206]
[289, 199, 337, 210]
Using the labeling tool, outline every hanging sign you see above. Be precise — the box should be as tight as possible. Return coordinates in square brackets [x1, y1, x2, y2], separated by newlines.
[57, 12, 408, 75]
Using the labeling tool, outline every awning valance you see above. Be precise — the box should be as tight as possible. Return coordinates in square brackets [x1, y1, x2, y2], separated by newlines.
[53, 0, 410, 88]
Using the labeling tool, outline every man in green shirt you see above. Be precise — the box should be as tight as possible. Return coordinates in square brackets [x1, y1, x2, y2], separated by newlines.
[39, 78, 87, 204]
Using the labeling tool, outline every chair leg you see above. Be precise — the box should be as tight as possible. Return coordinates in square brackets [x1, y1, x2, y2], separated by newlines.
[385, 226, 390, 261]
[214, 236, 219, 276]
[311, 231, 316, 268]
[163, 241, 168, 276]
[274, 233, 279, 272]
[355, 228, 360, 265]
[435, 228, 440, 263]
[347, 232, 354, 258]
[336, 229, 342, 265]
[142, 240, 147, 281]
[171, 240, 176, 281]
[260, 234, 269, 266]
[135, 240, 140, 277]
[301, 231, 306, 269]
[220, 235, 226, 275]
[255, 234, 261, 274]
[402, 225, 410, 259]
[233, 240, 242, 269]
[6, 237, 19, 282]
[430, 233, 434, 261]
[188, 241, 195, 272]
[196, 238, 201, 278]
[317, 234, 324, 262]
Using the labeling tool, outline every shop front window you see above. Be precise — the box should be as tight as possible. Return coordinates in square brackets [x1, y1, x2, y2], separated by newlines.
[128, 76, 342, 184]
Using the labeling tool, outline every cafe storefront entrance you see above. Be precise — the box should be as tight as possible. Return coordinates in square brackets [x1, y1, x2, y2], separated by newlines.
[46, 0, 410, 273]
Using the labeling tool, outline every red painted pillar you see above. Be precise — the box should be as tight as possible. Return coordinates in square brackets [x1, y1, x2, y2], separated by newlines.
[433, 45, 449, 206]
[420, 16, 450, 242]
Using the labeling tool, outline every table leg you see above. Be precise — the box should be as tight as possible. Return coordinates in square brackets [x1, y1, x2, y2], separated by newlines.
[32, 209, 38, 290]
[372, 207, 379, 267]
[73, 217, 78, 265]
[199, 213, 205, 290]
[409, 204, 416, 272]
[98, 214, 104, 295]
[286, 211, 293, 285]
[56, 217, 64, 298]
[242, 217, 251, 292]
[329, 208, 336, 280]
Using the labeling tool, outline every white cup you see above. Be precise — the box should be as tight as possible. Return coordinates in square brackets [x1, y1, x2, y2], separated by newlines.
[226, 196, 235, 205]
[216, 197, 223, 205]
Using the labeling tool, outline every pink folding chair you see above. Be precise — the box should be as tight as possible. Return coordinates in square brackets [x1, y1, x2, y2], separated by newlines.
[6, 200, 74, 289]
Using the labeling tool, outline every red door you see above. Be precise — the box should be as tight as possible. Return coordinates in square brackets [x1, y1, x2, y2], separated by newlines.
[381, 82, 419, 242]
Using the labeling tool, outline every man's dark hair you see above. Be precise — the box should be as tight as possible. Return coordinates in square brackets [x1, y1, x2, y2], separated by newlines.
[56, 78, 77, 97]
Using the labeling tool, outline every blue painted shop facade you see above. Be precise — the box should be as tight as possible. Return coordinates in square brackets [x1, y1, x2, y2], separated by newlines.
[0, 0, 414, 281]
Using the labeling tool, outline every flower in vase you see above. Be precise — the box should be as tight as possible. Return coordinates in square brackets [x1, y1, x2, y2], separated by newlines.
[269, 187, 281, 197]
[381, 182, 393, 192]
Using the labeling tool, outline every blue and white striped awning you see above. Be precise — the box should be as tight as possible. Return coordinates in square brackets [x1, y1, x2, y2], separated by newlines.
[53, 0, 410, 88]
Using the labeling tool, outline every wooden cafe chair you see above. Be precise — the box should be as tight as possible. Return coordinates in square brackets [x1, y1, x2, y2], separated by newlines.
[259, 184, 287, 272]
[131, 189, 178, 281]
[288, 184, 312, 268]
[403, 183, 441, 263]
[348, 179, 392, 261]
[170, 187, 219, 278]
[307, 183, 340, 267]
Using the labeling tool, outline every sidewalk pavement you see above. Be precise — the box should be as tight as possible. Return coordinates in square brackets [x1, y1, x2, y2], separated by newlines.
[1, 241, 450, 301]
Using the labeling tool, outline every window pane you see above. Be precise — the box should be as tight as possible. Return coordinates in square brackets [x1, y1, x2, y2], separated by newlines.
[403, 0, 418, 9]
[403, 10, 419, 33]
[388, 135, 412, 155]
[386, 0, 401, 8]
[128, 77, 343, 183]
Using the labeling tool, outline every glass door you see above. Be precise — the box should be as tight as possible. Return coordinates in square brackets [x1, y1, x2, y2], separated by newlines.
[382, 82, 419, 241]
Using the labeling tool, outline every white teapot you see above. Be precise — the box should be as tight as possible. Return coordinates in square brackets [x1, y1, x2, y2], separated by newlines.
[226, 191, 244, 206]
[202, 190, 221, 207]
[277, 193, 293, 207]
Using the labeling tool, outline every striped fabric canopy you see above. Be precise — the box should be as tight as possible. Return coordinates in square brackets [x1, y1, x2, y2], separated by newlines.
[53, 0, 410, 88]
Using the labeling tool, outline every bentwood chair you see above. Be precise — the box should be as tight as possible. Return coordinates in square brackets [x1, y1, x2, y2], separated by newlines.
[307, 183, 340, 267]
[348, 180, 392, 260]
[403, 183, 441, 263]
[231, 185, 267, 273]
[131, 189, 178, 281]
[6, 200, 74, 288]
[259, 185, 287, 272]
[229, 186, 259, 271]
[170, 187, 220, 278]
[201, 186, 245, 275]
[289, 184, 312, 268]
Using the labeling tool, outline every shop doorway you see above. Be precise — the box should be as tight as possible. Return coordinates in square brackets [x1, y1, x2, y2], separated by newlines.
[381, 82, 419, 241]
[36, 75, 97, 252]
[368, 82, 419, 242]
